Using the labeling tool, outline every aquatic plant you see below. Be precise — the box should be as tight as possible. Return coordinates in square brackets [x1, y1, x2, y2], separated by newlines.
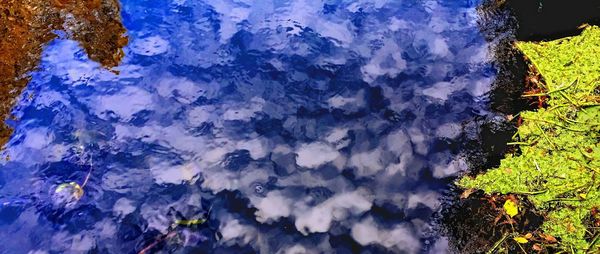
[459, 26, 600, 252]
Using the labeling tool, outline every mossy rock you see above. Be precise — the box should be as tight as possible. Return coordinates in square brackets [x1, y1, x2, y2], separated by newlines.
[459, 26, 600, 251]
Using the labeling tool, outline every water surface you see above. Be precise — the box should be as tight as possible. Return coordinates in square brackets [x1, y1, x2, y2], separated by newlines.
[0, 0, 495, 253]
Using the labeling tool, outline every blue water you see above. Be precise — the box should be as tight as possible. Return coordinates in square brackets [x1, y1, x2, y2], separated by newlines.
[0, 0, 495, 253]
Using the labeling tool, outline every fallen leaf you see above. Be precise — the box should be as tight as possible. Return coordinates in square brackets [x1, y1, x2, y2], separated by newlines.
[503, 199, 518, 218]
[532, 244, 542, 251]
[513, 236, 529, 244]
[52, 181, 84, 207]
[174, 218, 206, 227]
[540, 233, 557, 243]
[55, 182, 84, 200]
[460, 188, 476, 199]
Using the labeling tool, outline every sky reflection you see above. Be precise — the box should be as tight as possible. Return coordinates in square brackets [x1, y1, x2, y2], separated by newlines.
[0, 0, 494, 253]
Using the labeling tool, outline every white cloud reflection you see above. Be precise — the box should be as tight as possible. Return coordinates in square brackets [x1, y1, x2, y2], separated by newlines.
[0, 0, 492, 253]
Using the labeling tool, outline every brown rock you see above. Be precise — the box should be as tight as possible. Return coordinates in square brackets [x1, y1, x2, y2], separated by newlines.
[0, 0, 127, 147]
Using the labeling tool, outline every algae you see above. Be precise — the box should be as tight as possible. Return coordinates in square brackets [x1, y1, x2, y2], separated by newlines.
[459, 26, 600, 252]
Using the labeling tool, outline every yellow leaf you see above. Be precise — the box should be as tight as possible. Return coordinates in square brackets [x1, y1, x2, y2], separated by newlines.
[174, 218, 206, 227]
[579, 193, 587, 199]
[513, 236, 528, 244]
[503, 200, 518, 217]
[55, 182, 84, 200]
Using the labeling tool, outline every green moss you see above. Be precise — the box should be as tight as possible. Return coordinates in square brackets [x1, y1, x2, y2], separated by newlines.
[459, 26, 600, 251]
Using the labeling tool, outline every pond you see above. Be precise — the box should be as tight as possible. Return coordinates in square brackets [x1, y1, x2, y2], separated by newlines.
[0, 0, 497, 253]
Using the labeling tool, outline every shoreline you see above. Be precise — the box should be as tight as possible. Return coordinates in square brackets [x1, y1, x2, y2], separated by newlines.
[445, 1, 600, 252]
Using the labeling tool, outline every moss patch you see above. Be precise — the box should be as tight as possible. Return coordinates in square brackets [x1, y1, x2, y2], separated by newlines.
[459, 26, 600, 251]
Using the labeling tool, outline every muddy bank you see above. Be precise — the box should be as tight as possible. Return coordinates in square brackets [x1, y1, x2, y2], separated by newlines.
[0, 0, 127, 147]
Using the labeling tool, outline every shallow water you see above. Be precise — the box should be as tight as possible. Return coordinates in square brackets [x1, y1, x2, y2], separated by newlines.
[0, 0, 496, 253]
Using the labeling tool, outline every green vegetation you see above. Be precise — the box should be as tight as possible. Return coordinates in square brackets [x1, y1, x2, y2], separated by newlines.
[459, 26, 600, 251]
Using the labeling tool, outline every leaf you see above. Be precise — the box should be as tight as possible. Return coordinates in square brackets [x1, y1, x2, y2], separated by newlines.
[55, 182, 84, 200]
[540, 233, 557, 243]
[174, 218, 206, 227]
[52, 182, 84, 207]
[460, 188, 476, 199]
[513, 236, 529, 244]
[503, 200, 518, 218]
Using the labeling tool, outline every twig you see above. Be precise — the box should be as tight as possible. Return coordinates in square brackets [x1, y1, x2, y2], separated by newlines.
[507, 142, 531, 146]
[524, 117, 586, 132]
[81, 153, 93, 188]
[522, 79, 578, 97]
[517, 241, 528, 254]
[534, 160, 542, 172]
[581, 103, 600, 108]
[547, 199, 584, 202]
[137, 206, 211, 253]
[512, 189, 548, 195]
[534, 123, 557, 150]
[559, 90, 580, 109]
[138, 230, 177, 254]
[487, 233, 509, 254]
